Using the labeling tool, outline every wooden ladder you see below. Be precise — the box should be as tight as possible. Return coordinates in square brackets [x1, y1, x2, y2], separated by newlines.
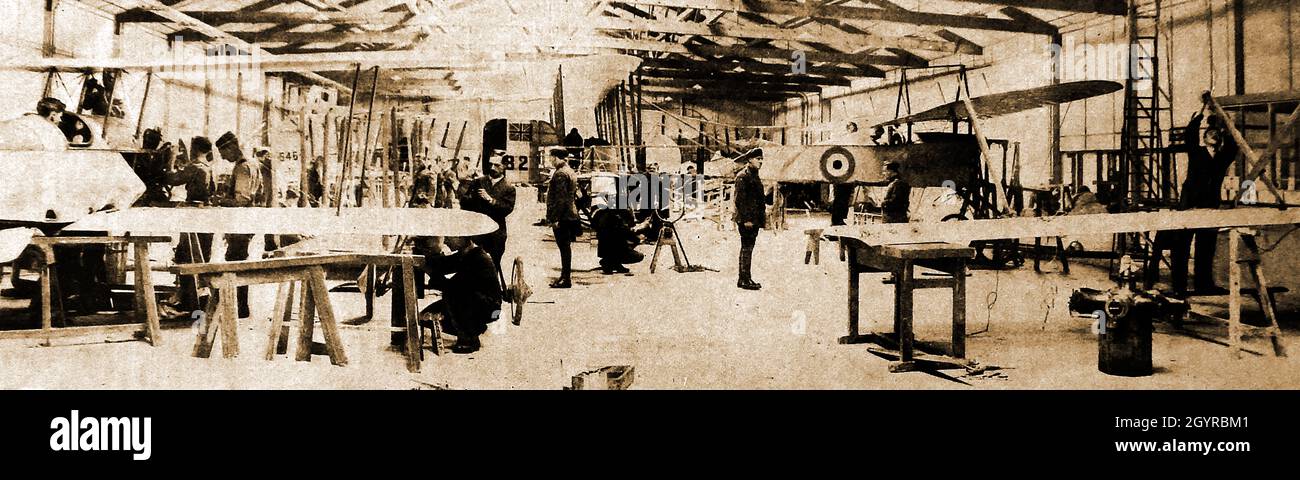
[1226, 228, 1287, 358]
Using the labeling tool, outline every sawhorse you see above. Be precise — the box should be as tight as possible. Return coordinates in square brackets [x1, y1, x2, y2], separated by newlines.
[0, 236, 169, 347]
[175, 253, 429, 372]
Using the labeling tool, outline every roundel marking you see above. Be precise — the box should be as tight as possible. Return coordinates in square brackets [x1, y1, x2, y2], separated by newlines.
[819, 146, 855, 183]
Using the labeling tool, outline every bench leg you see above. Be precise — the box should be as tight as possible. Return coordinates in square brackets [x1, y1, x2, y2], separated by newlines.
[306, 266, 348, 366]
[266, 281, 294, 360]
[898, 261, 914, 362]
[217, 273, 240, 358]
[952, 263, 967, 359]
[296, 280, 316, 362]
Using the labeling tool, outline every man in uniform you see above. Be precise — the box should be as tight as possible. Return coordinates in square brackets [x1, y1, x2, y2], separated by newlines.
[546, 149, 580, 288]
[881, 161, 911, 224]
[164, 136, 217, 315]
[216, 132, 262, 319]
[733, 148, 770, 291]
[1148, 111, 1239, 296]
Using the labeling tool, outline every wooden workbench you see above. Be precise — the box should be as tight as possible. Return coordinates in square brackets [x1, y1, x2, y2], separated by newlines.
[173, 253, 429, 373]
[0, 235, 171, 346]
[826, 229, 975, 373]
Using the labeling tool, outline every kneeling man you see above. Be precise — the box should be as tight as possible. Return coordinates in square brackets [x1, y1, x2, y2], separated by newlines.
[419, 235, 503, 354]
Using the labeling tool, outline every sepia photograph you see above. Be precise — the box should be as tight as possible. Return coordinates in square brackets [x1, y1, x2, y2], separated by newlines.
[0, 0, 1297, 463]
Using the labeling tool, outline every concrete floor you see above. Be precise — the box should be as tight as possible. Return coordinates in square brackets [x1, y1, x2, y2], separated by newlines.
[2, 191, 1299, 389]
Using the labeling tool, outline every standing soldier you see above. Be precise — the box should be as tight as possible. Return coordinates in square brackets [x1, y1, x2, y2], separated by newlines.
[546, 149, 580, 288]
[216, 132, 262, 319]
[163, 136, 217, 316]
[881, 161, 911, 224]
[733, 148, 769, 291]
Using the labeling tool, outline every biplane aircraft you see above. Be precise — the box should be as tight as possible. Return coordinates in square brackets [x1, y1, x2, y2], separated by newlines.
[757, 80, 1124, 191]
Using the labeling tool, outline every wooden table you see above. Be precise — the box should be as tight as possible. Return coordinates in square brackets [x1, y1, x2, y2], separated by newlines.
[828, 232, 975, 372]
[173, 253, 430, 373]
[0, 236, 171, 346]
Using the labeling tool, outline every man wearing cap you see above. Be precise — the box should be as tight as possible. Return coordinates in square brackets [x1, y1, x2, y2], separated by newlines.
[164, 136, 217, 315]
[881, 161, 911, 224]
[216, 132, 261, 318]
[733, 148, 770, 291]
[546, 149, 580, 288]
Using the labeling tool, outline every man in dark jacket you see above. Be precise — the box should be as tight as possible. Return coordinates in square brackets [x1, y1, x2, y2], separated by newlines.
[459, 154, 517, 282]
[881, 161, 911, 224]
[1148, 112, 1238, 296]
[165, 136, 218, 315]
[419, 236, 502, 354]
[135, 128, 174, 206]
[733, 148, 770, 290]
[546, 149, 580, 288]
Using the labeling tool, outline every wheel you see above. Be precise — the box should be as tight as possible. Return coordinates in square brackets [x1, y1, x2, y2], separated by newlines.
[509, 257, 531, 326]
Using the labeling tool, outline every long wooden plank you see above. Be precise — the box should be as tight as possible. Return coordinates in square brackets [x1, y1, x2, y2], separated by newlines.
[826, 207, 1300, 246]
[32, 236, 173, 245]
[0, 323, 145, 341]
[173, 253, 422, 276]
[71, 207, 497, 237]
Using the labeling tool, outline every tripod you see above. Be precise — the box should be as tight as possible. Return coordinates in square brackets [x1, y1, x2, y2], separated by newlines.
[648, 219, 715, 273]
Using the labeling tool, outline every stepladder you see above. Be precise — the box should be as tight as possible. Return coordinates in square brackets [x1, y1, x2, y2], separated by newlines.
[1224, 228, 1287, 358]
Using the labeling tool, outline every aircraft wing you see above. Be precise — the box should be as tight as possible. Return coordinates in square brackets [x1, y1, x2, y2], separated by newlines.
[874, 80, 1123, 128]
[67, 207, 499, 237]
[826, 207, 1300, 246]
[0, 150, 145, 225]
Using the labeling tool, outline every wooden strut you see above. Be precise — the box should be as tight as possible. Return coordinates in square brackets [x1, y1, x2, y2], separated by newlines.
[334, 64, 362, 215]
[960, 89, 1010, 214]
[357, 66, 381, 208]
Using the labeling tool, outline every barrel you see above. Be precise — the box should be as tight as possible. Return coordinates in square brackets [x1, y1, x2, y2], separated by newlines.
[1098, 312, 1153, 377]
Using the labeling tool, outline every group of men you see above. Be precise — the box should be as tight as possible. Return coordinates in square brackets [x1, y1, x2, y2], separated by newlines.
[159, 131, 280, 319]
[410, 152, 517, 354]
